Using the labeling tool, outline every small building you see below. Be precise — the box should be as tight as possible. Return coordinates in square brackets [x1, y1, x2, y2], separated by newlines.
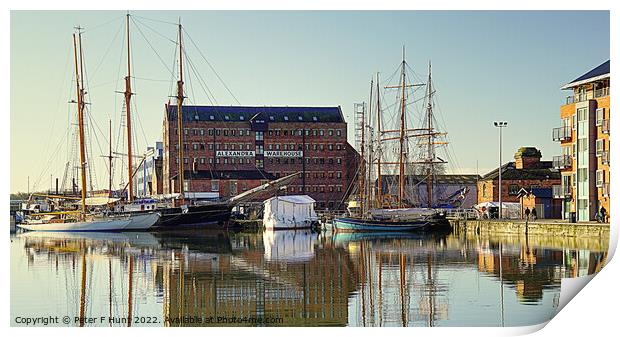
[478, 147, 561, 204]
[518, 187, 562, 219]
[136, 142, 163, 197]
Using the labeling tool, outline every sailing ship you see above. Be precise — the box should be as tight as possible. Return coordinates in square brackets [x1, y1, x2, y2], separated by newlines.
[18, 29, 131, 232]
[333, 49, 449, 232]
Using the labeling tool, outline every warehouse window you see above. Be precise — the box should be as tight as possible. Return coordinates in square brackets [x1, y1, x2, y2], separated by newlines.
[336, 129, 342, 137]
[508, 184, 519, 195]
[211, 180, 219, 192]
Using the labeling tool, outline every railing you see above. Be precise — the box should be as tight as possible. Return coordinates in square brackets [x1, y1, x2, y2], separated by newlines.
[552, 185, 572, 198]
[602, 119, 610, 134]
[594, 87, 610, 98]
[601, 150, 610, 165]
[552, 126, 572, 141]
[552, 155, 572, 169]
[602, 183, 610, 197]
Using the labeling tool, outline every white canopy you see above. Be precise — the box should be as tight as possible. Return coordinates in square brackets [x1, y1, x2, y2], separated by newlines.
[263, 195, 315, 205]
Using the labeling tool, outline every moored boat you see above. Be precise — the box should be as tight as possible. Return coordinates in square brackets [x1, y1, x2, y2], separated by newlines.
[332, 217, 429, 232]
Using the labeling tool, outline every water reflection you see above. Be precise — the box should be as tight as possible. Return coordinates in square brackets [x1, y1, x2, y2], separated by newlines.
[10, 229, 607, 327]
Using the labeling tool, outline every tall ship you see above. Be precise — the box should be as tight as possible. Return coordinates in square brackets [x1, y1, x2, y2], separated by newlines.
[17, 28, 147, 232]
[333, 49, 452, 232]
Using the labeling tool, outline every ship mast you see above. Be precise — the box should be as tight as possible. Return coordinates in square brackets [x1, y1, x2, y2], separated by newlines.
[398, 48, 406, 208]
[375, 73, 382, 209]
[366, 79, 374, 211]
[124, 13, 134, 202]
[73, 29, 87, 218]
[426, 62, 434, 208]
[358, 95, 366, 215]
[176, 20, 186, 200]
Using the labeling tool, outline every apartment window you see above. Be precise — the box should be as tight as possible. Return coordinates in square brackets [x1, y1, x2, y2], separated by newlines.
[596, 170, 605, 187]
[596, 139, 605, 156]
[211, 180, 219, 192]
[572, 114, 577, 130]
[596, 108, 605, 126]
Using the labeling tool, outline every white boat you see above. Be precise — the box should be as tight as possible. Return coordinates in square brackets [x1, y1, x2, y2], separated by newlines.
[263, 195, 319, 230]
[17, 217, 131, 232]
[122, 212, 161, 230]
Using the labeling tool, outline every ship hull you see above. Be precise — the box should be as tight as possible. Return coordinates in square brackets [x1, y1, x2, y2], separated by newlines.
[332, 217, 430, 232]
[151, 203, 232, 229]
[16, 217, 131, 232]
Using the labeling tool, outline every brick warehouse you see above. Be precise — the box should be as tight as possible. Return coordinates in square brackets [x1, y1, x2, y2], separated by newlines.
[162, 105, 359, 210]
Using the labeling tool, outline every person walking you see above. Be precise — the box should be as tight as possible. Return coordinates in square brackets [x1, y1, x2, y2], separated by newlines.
[600, 205, 607, 223]
[524, 207, 530, 220]
[531, 207, 537, 220]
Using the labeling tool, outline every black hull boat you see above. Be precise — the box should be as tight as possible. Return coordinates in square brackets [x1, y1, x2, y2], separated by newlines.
[151, 203, 232, 229]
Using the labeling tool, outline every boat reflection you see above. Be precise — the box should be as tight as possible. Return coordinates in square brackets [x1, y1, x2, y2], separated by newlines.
[11, 229, 608, 327]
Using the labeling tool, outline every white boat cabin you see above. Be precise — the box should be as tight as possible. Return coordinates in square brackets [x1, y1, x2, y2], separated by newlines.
[263, 195, 318, 230]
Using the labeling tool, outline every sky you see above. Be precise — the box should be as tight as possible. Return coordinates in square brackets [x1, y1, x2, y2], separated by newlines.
[10, 10, 610, 194]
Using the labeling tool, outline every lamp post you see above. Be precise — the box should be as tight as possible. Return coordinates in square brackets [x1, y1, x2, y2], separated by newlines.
[494, 121, 508, 219]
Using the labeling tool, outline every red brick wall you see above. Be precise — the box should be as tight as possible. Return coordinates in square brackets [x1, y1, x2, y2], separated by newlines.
[163, 117, 356, 209]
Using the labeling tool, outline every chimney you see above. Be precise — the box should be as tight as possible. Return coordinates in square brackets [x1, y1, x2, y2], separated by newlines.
[514, 147, 542, 169]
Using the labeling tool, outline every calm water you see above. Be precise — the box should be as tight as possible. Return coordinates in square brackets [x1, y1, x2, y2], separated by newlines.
[10, 228, 607, 327]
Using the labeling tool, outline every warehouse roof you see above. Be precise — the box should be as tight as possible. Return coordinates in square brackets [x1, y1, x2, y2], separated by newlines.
[166, 105, 345, 123]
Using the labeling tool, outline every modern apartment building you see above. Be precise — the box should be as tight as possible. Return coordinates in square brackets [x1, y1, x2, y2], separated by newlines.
[552, 60, 610, 221]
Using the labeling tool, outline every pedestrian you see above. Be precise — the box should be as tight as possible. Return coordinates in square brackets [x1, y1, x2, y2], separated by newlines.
[531, 207, 537, 220]
[524, 207, 530, 220]
[600, 205, 607, 223]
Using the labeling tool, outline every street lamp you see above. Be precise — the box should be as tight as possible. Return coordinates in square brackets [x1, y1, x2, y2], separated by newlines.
[494, 121, 508, 219]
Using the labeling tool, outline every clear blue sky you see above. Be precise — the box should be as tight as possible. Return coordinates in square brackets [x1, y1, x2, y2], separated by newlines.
[10, 10, 610, 193]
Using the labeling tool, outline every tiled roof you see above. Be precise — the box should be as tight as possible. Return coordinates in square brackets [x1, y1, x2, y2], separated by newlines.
[166, 105, 345, 123]
[481, 162, 560, 181]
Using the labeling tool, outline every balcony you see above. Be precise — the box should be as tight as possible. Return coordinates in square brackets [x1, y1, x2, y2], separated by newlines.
[602, 183, 610, 197]
[601, 150, 610, 165]
[594, 87, 610, 98]
[552, 185, 572, 199]
[552, 126, 572, 142]
[601, 119, 610, 134]
[552, 155, 572, 169]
